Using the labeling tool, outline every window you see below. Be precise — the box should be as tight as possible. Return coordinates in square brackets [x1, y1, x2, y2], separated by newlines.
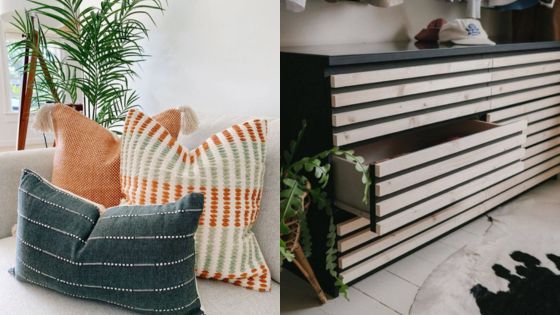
[5, 32, 62, 112]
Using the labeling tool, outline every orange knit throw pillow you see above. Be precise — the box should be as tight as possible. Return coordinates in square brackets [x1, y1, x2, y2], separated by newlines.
[33, 104, 198, 208]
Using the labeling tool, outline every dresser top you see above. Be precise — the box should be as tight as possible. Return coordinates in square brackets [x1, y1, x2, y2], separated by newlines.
[281, 40, 560, 66]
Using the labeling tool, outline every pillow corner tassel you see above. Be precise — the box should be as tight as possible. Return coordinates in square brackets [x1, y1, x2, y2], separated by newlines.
[32, 103, 57, 133]
[177, 106, 200, 135]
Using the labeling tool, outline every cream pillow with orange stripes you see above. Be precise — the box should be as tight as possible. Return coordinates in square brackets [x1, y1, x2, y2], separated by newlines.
[120, 109, 271, 292]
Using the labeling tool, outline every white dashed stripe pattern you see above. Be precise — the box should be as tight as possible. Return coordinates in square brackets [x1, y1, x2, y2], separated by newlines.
[17, 236, 194, 267]
[18, 257, 196, 292]
[19, 188, 96, 224]
[88, 233, 195, 240]
[19, 275, 202, 313]
[99, 208, 202, 220]
[18, 213, 87, 243]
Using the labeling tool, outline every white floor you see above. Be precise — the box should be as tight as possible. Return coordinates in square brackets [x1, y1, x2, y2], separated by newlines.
[281, 177, 560, 315]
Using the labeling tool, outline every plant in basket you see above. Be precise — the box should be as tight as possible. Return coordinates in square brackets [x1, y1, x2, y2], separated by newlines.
[280, 120, 371, 299]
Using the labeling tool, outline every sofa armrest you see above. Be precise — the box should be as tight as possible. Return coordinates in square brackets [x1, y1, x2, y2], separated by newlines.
[0, 148, 55, 238]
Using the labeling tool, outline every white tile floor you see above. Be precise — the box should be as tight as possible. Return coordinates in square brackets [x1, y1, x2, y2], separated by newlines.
[281, 177, 560, 315]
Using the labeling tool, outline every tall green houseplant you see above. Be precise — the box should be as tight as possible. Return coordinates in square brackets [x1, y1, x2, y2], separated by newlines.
[10, 0, 165, 132]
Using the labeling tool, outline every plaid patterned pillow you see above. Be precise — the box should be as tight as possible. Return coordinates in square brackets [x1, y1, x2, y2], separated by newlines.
[120, 109, 271, 292]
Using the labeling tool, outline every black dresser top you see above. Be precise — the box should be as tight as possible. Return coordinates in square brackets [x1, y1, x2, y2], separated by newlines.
[281, 40, 560, 66]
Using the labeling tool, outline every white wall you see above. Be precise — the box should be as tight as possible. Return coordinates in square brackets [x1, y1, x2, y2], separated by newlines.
[281, 0, 511, 47]
[0, 0, 279, 148]
[129, 0, 280, 118]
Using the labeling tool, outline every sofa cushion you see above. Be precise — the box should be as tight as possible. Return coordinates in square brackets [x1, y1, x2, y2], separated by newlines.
[121, 109, 271, 291]
[180, 114, 280, 283]
[0, 236, 279, 315]
[14, 169, 204, 315]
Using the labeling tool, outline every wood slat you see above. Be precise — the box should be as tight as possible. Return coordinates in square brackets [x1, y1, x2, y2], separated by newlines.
[374, 120, 526, 177]
[491, 62, 560, 82]
[525, 136, 560, 159]
[526, 126, 560, 146]
[331, 72, 492, 107]
[332, 86, 491, 127]
[486, 95, 560, 123]
[524, 146, 560, 169]
[336, 217, 370, 236]
[338, 158, 559, 270]
[375, 135, 525, 196]
[331, 59, 492, 88]
[490, 85, 560, 110]
[492, 51, 560, 68]
[340, 165, 560, 282]
[338, 229, 377, 253]
[376, 161, 523, 235]
[491, 73, 560, 96]
[500, 107, 560, 127]
[526, 116, 560, 135]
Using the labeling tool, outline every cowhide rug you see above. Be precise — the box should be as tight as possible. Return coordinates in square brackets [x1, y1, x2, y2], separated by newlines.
[410, 193, 560, 315]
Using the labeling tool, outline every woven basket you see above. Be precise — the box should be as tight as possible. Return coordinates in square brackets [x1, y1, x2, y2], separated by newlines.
[282, 183, 311, 253]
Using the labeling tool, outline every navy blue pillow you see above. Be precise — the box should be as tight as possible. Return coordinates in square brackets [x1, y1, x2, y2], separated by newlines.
[13, 169, 204, 315]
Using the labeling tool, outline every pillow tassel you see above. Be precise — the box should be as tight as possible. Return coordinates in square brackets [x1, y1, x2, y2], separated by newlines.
[32, 103, 57, 133]
[178, 106, 199, 135]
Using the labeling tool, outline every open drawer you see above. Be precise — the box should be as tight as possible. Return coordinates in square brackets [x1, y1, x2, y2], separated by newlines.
[332, 120, 527, 234]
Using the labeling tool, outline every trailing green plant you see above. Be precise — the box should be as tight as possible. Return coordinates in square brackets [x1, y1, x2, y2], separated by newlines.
[9, 0, 165, 133]
[281, 121, 371, 299]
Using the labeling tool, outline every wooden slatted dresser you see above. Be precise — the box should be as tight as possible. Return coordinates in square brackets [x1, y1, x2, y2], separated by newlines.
[281, 41, 560, 296]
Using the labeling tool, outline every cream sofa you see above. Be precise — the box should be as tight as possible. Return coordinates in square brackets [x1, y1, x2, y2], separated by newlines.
[0, 117, 280, 315]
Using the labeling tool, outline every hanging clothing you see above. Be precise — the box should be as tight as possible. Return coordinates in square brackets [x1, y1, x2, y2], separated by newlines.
[285, 0, 306, 12]
[467, 0, 482, 18]
[368, 0, 404, 7]
[494, 0, 540, 11]
[482, 0, 517, 7]
[540, 0, 556, 8]
[512, 0, 560, 41]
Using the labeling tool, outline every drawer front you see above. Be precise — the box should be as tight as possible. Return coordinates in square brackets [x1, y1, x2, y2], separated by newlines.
[332, 72, 491, 107]
[332, 86, 491, 127]
[333, 120, 527, 232]
[374, 120, 526, 177]
[338, 159, 560, 278]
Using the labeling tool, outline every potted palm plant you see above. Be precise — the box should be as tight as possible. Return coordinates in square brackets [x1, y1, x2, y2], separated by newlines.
[9, 0, 165, 133]
[281, 121, 371, 299]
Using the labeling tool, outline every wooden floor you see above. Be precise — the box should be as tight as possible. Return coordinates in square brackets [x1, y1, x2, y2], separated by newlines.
[281, 178, 560, 315]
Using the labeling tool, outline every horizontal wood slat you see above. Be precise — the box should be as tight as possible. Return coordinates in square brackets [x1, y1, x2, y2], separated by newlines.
[486, 95, 560, 123]
[525, 136, 560, 159]
[492, 51, 560, 68]
[526, 126, 560, 146]
[336, 217, 370, 236]
[491, 73, 560, 96]
[490, 85, 560, 110]
[331, 59, 492, 88]
[492, 62, 560, 82]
